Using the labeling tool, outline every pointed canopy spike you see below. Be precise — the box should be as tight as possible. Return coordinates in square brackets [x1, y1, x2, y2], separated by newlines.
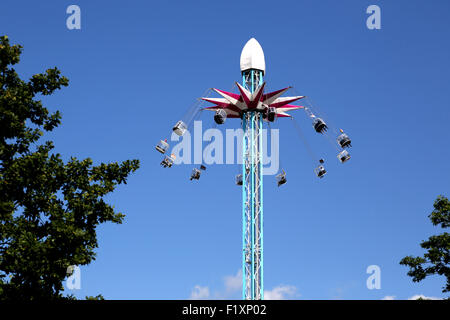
[204, 105, 221, 111]
[202, 97, 231, 107]
[276, 105, 304, 114]
[212, 88, 240, 105]
[275, 111, 292, 118]
[235, 82, 252, 107]
[252, 82, 266, 103]
[263, 87, 291, 105]
[270, 96, 305, 108]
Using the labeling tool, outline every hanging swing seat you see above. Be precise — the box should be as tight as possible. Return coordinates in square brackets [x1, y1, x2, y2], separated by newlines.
[337, 133, 352, 148]
[173, 120, 187, 136]
[190, 168, 201, 180]
[155, 139, 169, 154]
[337, 150, 351, 163]
[267, 107, 276, 122]
[161, 154, 176, 168]
[276, 170, 287, 187]
[214, 109, 227, 124]
[314, 165, 327, 178]
[236, 174, 243, 186]
[313, 117, 328, 133]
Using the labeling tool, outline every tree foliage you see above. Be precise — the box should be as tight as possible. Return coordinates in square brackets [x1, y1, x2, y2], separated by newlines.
[85, 294, 105, 300]
[400, 195, 450, 295]
[0, 35, 140, 300]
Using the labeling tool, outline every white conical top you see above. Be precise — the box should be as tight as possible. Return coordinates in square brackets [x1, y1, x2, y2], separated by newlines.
[240, 38, 265, 74]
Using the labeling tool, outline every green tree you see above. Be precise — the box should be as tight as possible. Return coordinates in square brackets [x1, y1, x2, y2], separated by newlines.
[400, 195, 450, 296]
[0, 36, 140, 300]
[85, 294, 105, 300]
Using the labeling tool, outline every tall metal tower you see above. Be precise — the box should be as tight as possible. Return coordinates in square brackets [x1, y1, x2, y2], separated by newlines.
[241, 76, 264, 300]
[161, 38, 352, 301]
[199, 38, 304, 300]
[240, 40, 265, 300]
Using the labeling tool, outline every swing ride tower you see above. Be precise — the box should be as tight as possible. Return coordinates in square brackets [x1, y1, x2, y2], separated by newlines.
[162, 38, 352, 300]
[200, 38, 305, 300]
[241, 44, 264, 300]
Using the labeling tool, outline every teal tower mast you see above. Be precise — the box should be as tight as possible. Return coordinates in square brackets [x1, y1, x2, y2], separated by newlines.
[240, 39, 265, 300]
[201, 38, 304, 300]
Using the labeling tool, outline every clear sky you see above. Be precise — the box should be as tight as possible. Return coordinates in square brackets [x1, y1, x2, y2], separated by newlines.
[1, 0, 449, 300]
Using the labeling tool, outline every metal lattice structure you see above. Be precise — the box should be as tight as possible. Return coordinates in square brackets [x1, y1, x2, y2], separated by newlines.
[161, 38, 353, 301]
[198, 38, 305, 300]
[241, 69, 264, 300]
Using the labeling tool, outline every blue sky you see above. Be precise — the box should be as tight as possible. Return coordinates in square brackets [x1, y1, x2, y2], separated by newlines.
[1, 0, 449, 299]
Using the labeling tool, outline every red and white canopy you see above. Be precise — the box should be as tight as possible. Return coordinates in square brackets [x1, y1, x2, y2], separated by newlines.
[202, 82, 304, 119]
